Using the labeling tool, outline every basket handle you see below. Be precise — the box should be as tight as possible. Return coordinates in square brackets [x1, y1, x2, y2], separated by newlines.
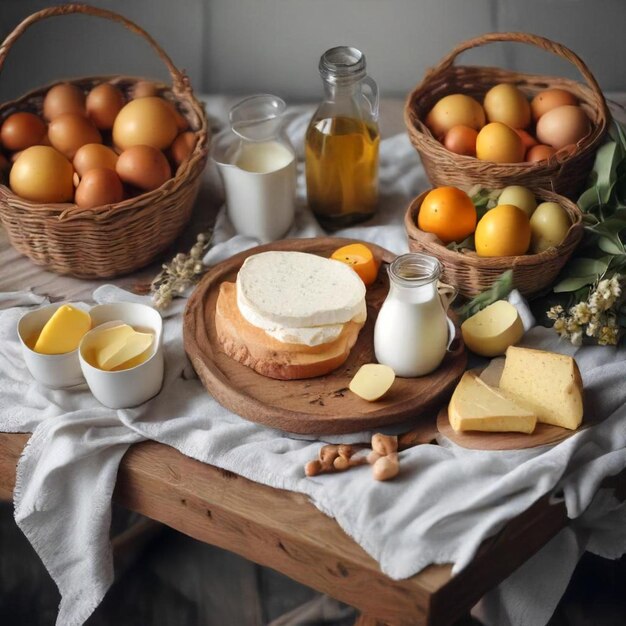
[426, 32, 605, 106]
[0, 3, 190, 94]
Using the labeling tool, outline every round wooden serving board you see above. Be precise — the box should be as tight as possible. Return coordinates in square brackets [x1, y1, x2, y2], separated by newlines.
[436, 406, 581, 451]
[183, 237, 467, 435]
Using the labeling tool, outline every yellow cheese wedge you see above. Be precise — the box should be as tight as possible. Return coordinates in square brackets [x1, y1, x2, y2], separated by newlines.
[461, 300, 524, 357]
[34, 304, 92, 355]
[448, 371, 537, 433]
[94, 324, 154, 371]
[349, 363, 395, 401]
[499, 346, 583, 430]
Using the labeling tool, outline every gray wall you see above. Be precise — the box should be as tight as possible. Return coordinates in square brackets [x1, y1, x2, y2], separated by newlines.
[0, 0, 624, 104]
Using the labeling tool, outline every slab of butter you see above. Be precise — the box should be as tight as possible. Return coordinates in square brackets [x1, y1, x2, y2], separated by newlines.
[89, 323, 154, 371]
[499, 346, 583, 430]
[461, 300, 524, 357]
[448, 371, 537, 433]
[236, 251, 366, 328]
[34, 304, 91, 355]
[349, 364, 395, 402]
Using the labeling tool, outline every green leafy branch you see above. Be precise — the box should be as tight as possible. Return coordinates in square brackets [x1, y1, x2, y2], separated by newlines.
[552, 120, 626, 296]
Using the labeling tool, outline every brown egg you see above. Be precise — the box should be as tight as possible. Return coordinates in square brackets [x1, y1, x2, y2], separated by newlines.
[40, 131, 52, 146]
[425, 94, 485, 139]
[531, 89, 578, 122]
[75, 167, 124, 208]
[48, 113, 102, 159]
[10, 146, 74, 203]
[86, 83, 125, 130]
[483, 83, 531, 130]
[526, 144, 557, 163]
[0, 112, 46, 152]
[132, 81, 159, 99]
[442, 125, 477, 156]
[113, 97, 178, 150]
[43, 83, 86, 121]
[116, 145, 171, 191]
[514, 128, 538, 151]
[536, 105, 591, 150]
[170, 131, 197, 166]
[73, 143, 118, 176]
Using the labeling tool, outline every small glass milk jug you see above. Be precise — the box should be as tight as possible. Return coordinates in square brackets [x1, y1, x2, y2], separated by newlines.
[305, 46, 380, 229]
[374, 254, 457, 378]
[212, 94, 296, 242]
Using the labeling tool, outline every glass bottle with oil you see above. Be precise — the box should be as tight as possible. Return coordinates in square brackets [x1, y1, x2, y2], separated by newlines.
[305, 46, 380, 229]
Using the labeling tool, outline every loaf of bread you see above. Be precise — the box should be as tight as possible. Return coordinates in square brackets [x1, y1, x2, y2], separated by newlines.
[215, 282, 364, 380]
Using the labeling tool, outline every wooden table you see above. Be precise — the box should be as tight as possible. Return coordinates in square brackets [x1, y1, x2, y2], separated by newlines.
[0, 98, 624, 626]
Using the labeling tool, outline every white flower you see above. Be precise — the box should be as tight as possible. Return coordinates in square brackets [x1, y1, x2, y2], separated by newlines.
[571, 302, 591, 324]
[609, 275, 622, 298]
[570, 331, 583, 346]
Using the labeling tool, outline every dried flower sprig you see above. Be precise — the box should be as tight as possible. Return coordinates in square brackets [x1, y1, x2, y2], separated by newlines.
[151, 230, 213, 310]
[547, 275, 623, 346]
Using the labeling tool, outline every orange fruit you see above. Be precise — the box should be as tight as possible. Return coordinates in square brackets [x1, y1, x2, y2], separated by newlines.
[417, 187, 477, 244]
[331, 243, 379, 286]
[474, 204, 531, 257]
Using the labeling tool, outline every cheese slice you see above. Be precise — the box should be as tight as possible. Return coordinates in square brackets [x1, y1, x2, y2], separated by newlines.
[499, 346, 583, 430]
[34, 304, 91, 355]
[349, 363, 395, 401]
[448, 371, 537, 433]
[236, 251, 366, 327]
[461, 300, 524, 357]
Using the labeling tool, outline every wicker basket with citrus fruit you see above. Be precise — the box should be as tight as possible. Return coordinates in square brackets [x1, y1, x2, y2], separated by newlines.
[405, 185, 583, 297]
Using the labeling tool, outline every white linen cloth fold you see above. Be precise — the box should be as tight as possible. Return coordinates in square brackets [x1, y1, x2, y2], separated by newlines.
[1, 110, 625, 626]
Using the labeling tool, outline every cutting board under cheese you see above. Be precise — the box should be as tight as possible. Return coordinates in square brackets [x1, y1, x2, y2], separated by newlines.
[436, 406, 584, 450]
[437, 363, 589, 450]
[184, 238, 467, 435]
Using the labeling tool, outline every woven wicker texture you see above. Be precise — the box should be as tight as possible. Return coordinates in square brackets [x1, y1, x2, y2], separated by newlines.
[0, 4, 209, 278]
[404, 32, 610, 199]
[404, 188, 584, 298]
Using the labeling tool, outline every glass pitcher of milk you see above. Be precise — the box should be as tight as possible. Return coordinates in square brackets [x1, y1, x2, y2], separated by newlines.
[212, 94, 296, 242]
[374, 253, 457, 378]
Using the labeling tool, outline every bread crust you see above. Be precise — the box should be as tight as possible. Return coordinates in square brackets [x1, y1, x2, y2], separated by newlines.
[215, 282, 364, 380]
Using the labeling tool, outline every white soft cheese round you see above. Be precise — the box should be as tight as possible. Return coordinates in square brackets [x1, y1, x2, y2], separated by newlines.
[238, 294, 366, 346]
[236, 251, 367, 328]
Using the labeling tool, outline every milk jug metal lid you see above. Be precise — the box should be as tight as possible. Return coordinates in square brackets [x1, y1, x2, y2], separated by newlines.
[319, 46, 367, 83]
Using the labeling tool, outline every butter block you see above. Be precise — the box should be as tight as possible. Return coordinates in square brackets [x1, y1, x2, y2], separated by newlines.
[449, 371, 537, 433]
[34, 304, 91, 355]
[461, 300, 524, 357]
[499, 346, 583, 430]
[92, 323, 154, 371]
[349, 363, 395, 401]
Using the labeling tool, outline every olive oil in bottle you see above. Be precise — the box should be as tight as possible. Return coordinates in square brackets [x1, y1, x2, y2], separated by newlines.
[305, 46, 379, 229]
[305, 116, 379, 228]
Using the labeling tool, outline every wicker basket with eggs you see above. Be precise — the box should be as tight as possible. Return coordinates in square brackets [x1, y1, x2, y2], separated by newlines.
[0, 4, 209, 278]
[404, 32, 610, 198]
